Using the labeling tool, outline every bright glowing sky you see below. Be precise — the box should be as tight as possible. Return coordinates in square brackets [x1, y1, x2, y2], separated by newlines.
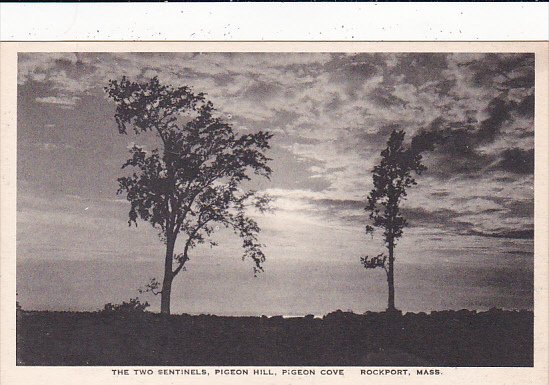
[16, 53, 534, 315]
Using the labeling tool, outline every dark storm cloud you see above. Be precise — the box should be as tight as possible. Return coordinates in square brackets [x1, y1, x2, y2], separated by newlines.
[494, 148, 535, 175]
[323, 53, 387, 97]
[411, 123, 495, 179]
[411, 110, 525, 178]
[400, 207, 477, 235]
[516, 93, 535, 118]
[468, 229, 534, 240]
[402, 53, 535, 179]
[466, 53, 534, 90]
[501, 198, 534, 218]
[243, 80, 283, 101]
[403, 206, 534, 240]
[54, 54, 97, 79]
[355, 123, 405, 154]
[412, 111, 531, 178]
[395, 53, 450, 87]
[369, 86, 409, 109]
[476, 97, 514, 143]
[324, 53, 385, 79]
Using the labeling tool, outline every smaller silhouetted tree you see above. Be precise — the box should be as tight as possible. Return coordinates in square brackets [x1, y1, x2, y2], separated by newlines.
[362, 129, 426, 313]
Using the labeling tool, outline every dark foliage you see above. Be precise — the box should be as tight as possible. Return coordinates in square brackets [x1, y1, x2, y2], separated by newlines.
[363, 130, 426, 311]
[365, 130, 426, 242]
[105, 77, 273, 314]
[497, 148, 534, 175]
[102, 297, 150, 314]
[17, 309, 532, 367]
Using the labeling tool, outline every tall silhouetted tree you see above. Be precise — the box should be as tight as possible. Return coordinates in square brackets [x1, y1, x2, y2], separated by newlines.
[361, 130, 426, 313]
[106, 77, 273, 315]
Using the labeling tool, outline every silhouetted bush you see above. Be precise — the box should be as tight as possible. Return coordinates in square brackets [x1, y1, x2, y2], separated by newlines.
[101, 297, 150, 314]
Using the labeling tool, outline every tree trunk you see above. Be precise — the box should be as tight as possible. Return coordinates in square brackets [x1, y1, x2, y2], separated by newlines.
[160, 275, 173, 315]
[387, 240, 396, 312]
[160, 236, 176, 315]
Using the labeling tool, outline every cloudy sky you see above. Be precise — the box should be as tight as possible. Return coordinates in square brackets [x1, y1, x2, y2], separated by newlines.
[17, 52, 534, 315]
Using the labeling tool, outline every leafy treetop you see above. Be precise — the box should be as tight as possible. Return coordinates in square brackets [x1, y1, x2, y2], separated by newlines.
[106, 76, 273, 275]
[365, 129, 426, 246]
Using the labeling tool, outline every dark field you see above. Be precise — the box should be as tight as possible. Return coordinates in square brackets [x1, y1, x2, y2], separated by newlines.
[17, 309, 533, 367]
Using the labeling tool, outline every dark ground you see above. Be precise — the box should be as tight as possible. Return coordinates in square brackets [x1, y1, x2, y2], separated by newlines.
[16, 308, 533, 366]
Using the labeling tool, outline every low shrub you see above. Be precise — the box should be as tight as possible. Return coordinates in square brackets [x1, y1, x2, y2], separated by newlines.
[102, 297, 150, 313]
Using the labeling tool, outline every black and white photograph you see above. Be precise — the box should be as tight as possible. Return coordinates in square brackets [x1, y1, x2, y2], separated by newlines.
[12, 50, 539, 368]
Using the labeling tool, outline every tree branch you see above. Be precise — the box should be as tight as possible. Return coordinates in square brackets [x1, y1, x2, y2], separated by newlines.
[172, 216, 214, 278]
[138, 278, 162, 296]
[173, 254, 189, 277]
[361, 253, 387, 270]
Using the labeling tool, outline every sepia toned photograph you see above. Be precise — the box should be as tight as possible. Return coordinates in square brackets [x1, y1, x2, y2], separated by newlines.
[12, 50, 539, 368]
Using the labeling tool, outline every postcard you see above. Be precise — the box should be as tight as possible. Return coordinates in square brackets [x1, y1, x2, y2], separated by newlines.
[1, 41, 547, 385]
